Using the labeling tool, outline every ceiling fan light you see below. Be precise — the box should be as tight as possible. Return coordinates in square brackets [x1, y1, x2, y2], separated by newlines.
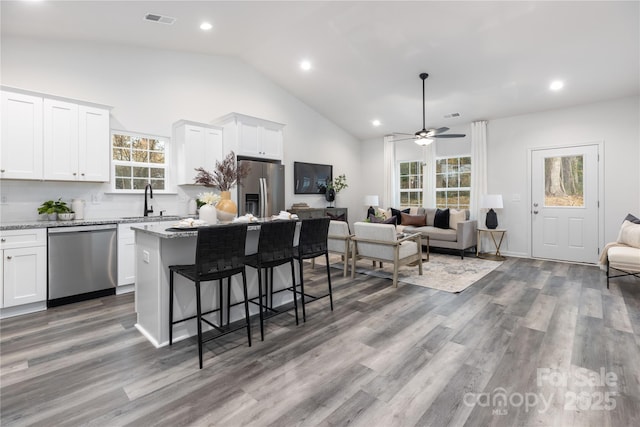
[414, 137, 434, 146]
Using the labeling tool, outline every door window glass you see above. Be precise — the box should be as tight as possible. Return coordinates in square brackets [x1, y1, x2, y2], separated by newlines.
[544, 155, 584, 207]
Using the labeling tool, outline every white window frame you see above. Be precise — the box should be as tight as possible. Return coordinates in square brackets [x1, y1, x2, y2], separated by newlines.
[110, 130, 171, 193]
[435, 155, 471, 209]
[397, 160, 423, 208]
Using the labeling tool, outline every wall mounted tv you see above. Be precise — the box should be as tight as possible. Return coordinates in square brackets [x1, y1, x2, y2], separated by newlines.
[294, 161, 333, 194]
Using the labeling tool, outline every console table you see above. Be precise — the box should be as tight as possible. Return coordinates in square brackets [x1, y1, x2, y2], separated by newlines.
[288, 207, 348, 222]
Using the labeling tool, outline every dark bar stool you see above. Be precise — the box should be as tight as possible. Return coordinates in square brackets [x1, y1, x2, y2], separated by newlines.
[292, 217, 333, 322]
[245, 220, 298, 341]
[168, 224, 251, 369]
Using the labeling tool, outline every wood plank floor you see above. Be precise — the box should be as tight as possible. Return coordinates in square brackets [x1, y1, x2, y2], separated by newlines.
[2, 257, 640, 426]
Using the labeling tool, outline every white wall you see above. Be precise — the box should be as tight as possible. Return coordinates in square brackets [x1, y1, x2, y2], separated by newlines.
[489, 96, 640, 256]
[0, 37, 362, 222]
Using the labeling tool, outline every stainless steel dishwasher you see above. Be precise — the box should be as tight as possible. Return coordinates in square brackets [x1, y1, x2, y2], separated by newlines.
[47, 224, 117, 307]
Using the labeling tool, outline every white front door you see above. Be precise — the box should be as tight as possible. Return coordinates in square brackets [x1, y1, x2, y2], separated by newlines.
[531, 145, 600, 263]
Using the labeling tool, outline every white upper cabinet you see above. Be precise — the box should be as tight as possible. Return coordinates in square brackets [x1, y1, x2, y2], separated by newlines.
[0, 91, 44, 180]
[43, 98, 79, 180]
[1, 87, 111, 182]
[213, 113, 285, 161]
[78, 105, 110, 182]
[173, 120, 223, 185]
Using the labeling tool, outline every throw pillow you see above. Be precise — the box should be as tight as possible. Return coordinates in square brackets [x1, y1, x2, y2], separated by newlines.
[400, 212, 426, 226]
[326, 212, 346, 221]
[449, 209, 466, 230]
[617, 220, 640, 249]
[369, 214, 397, 225]
[434, 208, 450, 229]
[390, 207, 410, 224]
[624, 213, 640, 224]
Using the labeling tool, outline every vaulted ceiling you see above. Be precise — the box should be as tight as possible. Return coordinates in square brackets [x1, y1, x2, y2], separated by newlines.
[2, 1, 638, 140]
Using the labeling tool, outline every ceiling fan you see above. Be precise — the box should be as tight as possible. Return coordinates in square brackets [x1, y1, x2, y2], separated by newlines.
[393, 73, 466, 145]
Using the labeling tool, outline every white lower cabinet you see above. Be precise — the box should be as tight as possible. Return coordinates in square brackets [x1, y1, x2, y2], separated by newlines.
[0, 229, 47, 316]
[118, 221, 173, 290]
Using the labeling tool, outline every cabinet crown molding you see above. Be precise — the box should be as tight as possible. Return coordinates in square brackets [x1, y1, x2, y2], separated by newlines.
[211, 112, 285, 129]
[1, 86, 112, 110]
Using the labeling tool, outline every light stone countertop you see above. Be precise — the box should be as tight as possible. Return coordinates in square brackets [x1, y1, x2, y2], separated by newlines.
[131, 222, 262, 239]
[0, 215, 183, 231]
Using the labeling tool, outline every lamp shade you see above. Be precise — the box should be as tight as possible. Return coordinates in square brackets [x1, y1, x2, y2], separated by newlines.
[480, 194, 503, 209]
[364, 195, 379, 206]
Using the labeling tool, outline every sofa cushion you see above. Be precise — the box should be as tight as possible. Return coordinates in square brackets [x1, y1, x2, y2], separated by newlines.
[369, 214, 397, 225]
[434, 208, 450, 229]
[390, 207, 410, 224]
[617, 220, 640, 249]
[624, 213, 640, 224]
[425, 208, 437, 226]
[326, 211, 346, 221]
[404, 225, 458, 242]
[401, 212, 426, 226]
[449, 209, 466, 230]
[608, 246, 640, 272]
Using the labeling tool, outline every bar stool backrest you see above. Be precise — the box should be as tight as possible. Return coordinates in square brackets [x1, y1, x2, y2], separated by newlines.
[298, 217, 330, 258]
[195, 224, 248, 276]
[256, 220, 297, 264]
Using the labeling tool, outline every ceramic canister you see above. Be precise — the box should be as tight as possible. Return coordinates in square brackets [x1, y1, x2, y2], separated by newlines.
[71, 199, 85, 219]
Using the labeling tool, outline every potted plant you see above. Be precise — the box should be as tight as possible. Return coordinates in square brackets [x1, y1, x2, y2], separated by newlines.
[326, 174, 348, 207]
[194, 151, 251, 221]
[38, 198, 72, 220]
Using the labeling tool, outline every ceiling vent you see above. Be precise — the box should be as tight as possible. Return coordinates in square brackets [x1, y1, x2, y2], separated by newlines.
[444, 112, 461, 119]
[144, 13, 176, 25]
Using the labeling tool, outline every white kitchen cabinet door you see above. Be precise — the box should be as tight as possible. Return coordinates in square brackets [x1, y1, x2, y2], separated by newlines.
[0, 91, 43, 180]
[43, 98, 79, 181]
[238, 121, 261, 157]
[2, 246, 47, 308]
[0, 252, 3, 308]
[78, 105, 110, 182]
[260, 126, 284, 159]
[174, 121, 223, 185]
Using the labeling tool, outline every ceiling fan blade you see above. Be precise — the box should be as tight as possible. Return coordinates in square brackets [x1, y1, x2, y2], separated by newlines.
[432, 133, 466, 138]
[430, 127, 450, 135]
[392, 137, 417, 142]
[392, 132, 415, 136]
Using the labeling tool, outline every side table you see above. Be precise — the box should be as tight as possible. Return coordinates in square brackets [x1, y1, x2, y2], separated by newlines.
[477, 228, 507, 261]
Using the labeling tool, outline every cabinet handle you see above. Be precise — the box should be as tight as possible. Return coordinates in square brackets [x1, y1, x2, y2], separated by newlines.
[1, 238, 5, 242]
[6, 256, 12, 260]
[0, 169, 5, 173]
[73, 172, 77, 176]
[81, 173, 85, 176]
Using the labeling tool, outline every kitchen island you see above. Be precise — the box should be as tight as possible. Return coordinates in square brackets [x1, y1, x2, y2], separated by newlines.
[132, 222, 299, 347]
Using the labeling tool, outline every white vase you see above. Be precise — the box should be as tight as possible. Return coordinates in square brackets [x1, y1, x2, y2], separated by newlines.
[199, 204, 218, 225]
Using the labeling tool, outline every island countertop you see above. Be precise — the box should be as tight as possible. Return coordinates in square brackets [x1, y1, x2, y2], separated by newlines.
[131, 221, 266, 239]
[0, 215, 183, 231]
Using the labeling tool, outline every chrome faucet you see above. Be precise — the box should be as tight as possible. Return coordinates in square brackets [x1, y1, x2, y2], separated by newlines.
[144, 183, 154, 216]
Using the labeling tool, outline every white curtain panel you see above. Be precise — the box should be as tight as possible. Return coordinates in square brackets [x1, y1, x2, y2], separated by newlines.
[470, 120, 488, 221]
[383, 135, 396, 208]
[422, 142, 436, 207]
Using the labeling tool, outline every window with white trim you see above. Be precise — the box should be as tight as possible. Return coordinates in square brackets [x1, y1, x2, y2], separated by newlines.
[398, 160, 423, 207]
[435, 156, 471, 209]
[111, 131, 168, 191]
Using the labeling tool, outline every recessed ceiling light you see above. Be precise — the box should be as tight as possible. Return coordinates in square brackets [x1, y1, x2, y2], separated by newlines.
[300, 60, 312, 71]
[200, 22, 213, 31]
[372, 120, 381, 127]
[550, 80, 564, 91]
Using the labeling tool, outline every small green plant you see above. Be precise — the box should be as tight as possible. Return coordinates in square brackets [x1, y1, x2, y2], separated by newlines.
[38, 199, 72, 215]
[327, 174, 348, 194]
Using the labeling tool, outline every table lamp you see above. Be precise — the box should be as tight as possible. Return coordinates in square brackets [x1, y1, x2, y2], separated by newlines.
[364, 195, 379, 218]
[480, 194, 503, 229]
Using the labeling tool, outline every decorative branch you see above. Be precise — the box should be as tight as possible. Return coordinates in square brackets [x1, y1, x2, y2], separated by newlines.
[194, 151, 251, 192]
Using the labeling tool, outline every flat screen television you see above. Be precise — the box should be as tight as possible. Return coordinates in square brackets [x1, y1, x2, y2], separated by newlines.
[294, 161, 333, 194]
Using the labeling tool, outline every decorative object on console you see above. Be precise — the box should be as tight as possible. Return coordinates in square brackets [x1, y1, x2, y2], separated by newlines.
[193, 151, 251, 222]
[197, 192, 220, 224]
[326, 174, 348, 207]
[364, 195, 379, 218]
[481, 194, 503, 229]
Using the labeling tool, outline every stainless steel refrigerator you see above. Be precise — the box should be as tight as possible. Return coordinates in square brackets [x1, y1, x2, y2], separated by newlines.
[237, 159, 285, 217]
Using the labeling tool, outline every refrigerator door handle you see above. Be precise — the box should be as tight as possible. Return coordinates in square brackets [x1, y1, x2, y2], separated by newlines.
[259, 178, 267, 218]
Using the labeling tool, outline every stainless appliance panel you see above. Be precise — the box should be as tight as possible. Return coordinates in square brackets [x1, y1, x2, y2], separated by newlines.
[238, 159, 285, 217]
[48, 224, 117, 302]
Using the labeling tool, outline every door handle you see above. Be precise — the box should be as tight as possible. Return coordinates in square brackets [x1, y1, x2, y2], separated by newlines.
[533, 210, 539, 214]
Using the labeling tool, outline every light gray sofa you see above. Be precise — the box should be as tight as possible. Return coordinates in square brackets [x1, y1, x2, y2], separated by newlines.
[392, 207, 477, 259]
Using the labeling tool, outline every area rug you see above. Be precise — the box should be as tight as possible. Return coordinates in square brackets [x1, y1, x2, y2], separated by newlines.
[320, 254, 503, 293]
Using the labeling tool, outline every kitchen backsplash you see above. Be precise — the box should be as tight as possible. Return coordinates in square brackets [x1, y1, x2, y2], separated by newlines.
[0, 180, 205, 222]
